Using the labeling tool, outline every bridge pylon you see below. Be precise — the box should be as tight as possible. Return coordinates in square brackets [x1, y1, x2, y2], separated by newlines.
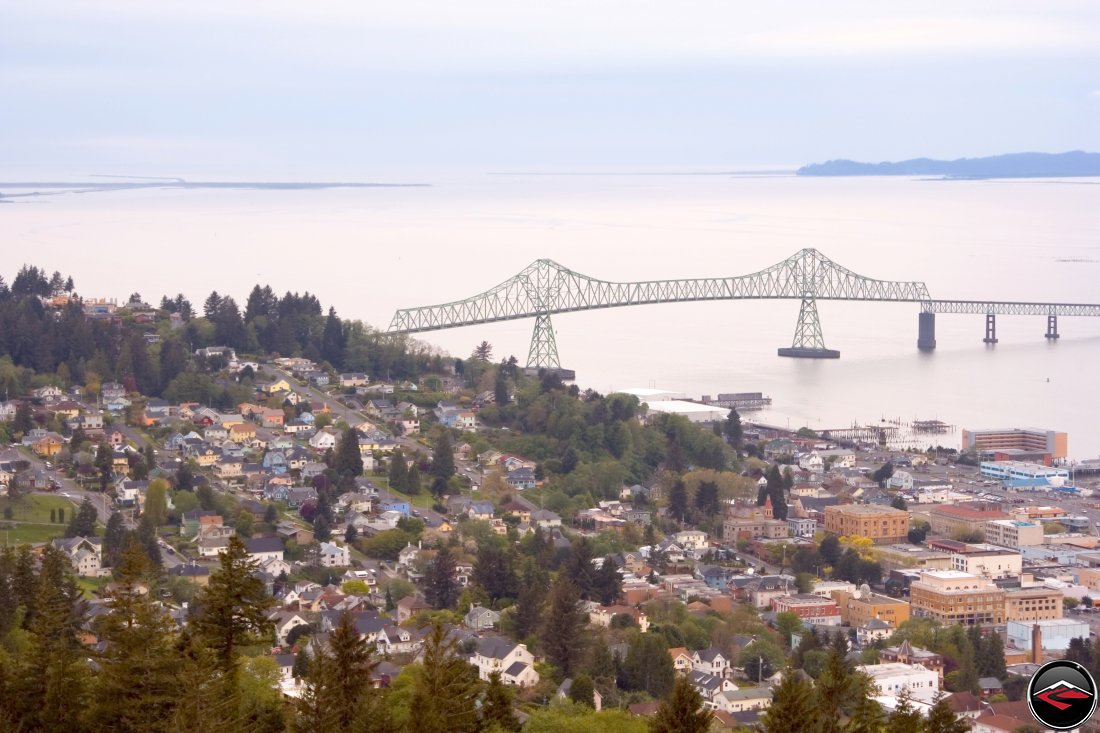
[778, 297, 840, 359]
[526, 313, 561, 370]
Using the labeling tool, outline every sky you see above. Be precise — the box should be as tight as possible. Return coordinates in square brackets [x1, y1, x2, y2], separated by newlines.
[3, 0, 1100, 176]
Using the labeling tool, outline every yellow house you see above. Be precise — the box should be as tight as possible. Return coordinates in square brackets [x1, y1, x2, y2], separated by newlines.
[112, 452, 131, 476]
[229, 423, 256, 442]
[33, 434, 65, 457]
[262, 379, 292, 395]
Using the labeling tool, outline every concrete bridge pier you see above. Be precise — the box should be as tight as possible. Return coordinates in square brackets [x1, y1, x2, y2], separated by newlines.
[983, 314, 998, 344]
[917, 312, 936, 351]
[1045, 314, 1060, 340]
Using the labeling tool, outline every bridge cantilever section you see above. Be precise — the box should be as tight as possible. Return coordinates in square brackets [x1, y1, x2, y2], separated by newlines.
[387, 249, 931, 367]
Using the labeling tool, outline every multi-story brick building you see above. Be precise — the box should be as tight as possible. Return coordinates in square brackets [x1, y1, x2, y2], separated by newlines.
[824, 504, 909, 544]
[909, 570, 1006, 626]
[770, 594, 841, 626]
[831, 587, 911, 629]
[929, 503, 1010, 540]
[1004, 587, 1064, 622]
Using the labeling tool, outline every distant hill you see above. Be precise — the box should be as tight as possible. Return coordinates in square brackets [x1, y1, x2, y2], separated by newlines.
[797, 151, 1100, 178]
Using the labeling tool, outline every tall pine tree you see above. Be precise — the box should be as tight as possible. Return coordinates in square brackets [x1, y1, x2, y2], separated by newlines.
[649, 675, 712, 733]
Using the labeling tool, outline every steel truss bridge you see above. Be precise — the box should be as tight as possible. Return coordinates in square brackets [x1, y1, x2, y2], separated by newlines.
[388, 249, 1100, 368]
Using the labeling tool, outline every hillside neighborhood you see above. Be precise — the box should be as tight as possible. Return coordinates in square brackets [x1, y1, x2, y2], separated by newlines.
[1, 272, 1098, 732]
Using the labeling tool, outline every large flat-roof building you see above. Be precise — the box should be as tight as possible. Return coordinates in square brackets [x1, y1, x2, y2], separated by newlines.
[871, 544, 953, 572]
[929, 503, 1010, 540]
[962, 427, 1068, 461]
[949, 544, 1022, 580]
[824, 505, 909, 545]
[1004, 587, 1063, 622]
[909, 570, 1006, 626]
[1007, 619, 1088, 652]
[831, 587, 911, 629]
[983, 519, 1044, 549]
[770, 594, 842, 626]
[979, 462, 1070, 487]
[856, 662, 940, 704]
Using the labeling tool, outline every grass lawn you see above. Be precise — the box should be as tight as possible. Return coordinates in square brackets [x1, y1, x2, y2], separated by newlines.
[1, 493, 79, 524]
[76, 576, 111, 597]
[371, 476, 436, 509]
[0, 523, 68, 546]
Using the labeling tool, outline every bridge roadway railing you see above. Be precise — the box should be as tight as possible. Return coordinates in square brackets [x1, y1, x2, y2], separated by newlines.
[923, 301, 1100, 316]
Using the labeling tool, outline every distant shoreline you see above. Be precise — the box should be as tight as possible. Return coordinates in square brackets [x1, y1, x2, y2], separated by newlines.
[0, 179, 430, 199]
[798, 150, 1100, 179]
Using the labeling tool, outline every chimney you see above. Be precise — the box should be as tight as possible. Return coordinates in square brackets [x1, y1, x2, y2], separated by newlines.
[1032, 623, 1042, 665]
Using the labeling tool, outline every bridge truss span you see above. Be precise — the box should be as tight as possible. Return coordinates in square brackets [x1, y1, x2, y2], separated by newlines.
[389, 249, 931, 366]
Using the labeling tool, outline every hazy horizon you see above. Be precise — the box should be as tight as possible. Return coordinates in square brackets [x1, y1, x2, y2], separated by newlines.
[4, 1, 1100, 177]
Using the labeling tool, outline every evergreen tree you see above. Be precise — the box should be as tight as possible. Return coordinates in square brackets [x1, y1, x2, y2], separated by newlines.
[388, 448, 408, 492]
[513, 562, 547, 640]
[978, 630, 1007, 680]
[204, 291, 223, 318]
[723, 408, 743, 448]
[619, 633, 676, 698]
[885, 691, 923, 733]
[193, 536, 274, 673]
[592, 555, 623, 605]
[407, 623, 482, 733]
[761, 671, 816, 733]
[295, 611, 378, 733]
[847, 688, 886, 733]
[87, 541, 179, 733]
[407, 463, 423, 495]
[568, 673, 596, 707]
[482, 671, 521, 732]
[65, 497, 98, 537]
[668, 480, 689, 523]
[424, 544, 459, 609]
[333, 427, 363, 478]
[171, 630, 240, 733]
[344, 524, 358, 543]
[819, 534, 842, 565]
[540, 576, 586, 677]
[766, 465, 789, 520]
[923, 693, 971, 733]
[321, 307, 346, 367]
[473, 542, 518, 603]
[694, 480, 720, 518]
[649, 674, 712, 733]
[494, 367, 511, 407]
[430, 430, 455, 482]
[9, 545, 90, 733]
[814, 644, 861, 733]
[561, 537, 596, 599]
[103, 511, 127, 567]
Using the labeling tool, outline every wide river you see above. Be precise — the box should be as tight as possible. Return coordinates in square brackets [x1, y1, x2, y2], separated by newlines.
[5, 173, 1100, 458]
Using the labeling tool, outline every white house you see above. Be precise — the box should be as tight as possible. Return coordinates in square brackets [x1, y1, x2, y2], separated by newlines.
[51, 537, 104, 577]
[692, 647, 732, 680]
[309, 429, 338, 451]
[318, 542, 350, 568]
[472, 636, 539, 687]
[715, 687, 773, 714]
[245, 537, 285, 565]
[674, 530, 708, 551]
[856, 662, 940, 704]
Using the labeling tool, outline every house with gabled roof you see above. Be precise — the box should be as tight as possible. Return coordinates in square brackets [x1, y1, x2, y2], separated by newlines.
[472, 636, 539, 687]
[51, 536, 104, 577]
[693, 647, 732, 679]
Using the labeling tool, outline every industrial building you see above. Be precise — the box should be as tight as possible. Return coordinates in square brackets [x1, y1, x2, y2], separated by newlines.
[979, 461, 1070, 487]
[1007, 618, 1089, 652]
[961, 427, 1068, 461]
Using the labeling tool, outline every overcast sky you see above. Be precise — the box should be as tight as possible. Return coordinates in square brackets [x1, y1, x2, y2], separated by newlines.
[4, 0, 1099, 176]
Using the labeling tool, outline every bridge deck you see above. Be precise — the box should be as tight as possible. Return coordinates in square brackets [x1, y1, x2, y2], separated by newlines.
[924, 301, 1100, 316]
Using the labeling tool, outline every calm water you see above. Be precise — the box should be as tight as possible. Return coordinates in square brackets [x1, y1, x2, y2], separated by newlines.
[5, 173, 1100, 457]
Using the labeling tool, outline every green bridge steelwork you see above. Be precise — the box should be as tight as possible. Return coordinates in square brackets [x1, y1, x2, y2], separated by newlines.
[387, 249, 1100, 368]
